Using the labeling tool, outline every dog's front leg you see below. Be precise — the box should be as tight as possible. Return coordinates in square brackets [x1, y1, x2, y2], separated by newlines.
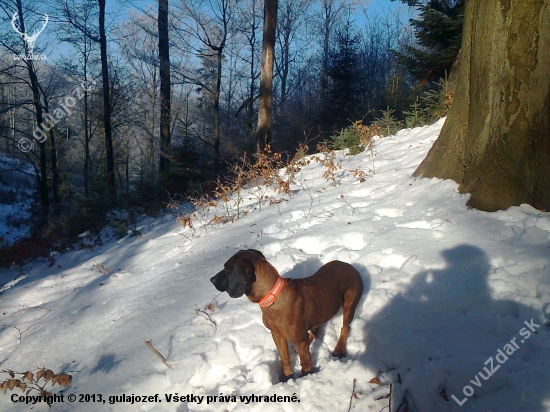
[295, 340, 313, 375]
[271, 331, 292, 380]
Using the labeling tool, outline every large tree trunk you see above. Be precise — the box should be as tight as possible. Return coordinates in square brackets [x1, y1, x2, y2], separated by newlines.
[158, 0, 171, 173]
[99, 0, 115, 200]
[256, 0, 278, 153]
[414, 0, 550, 212]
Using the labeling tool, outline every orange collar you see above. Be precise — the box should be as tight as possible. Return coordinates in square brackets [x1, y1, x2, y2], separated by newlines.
[258, 277, 285, 308]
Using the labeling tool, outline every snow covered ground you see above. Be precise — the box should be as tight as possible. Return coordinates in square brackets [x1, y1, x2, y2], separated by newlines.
[1, 118, 549, 411]
[0, 153, 34, 246]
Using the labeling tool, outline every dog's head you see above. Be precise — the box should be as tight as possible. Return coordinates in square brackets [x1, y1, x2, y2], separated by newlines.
[210, 250, 264, 298]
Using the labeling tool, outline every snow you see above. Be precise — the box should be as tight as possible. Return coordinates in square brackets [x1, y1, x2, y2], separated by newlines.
[1, 118, 549, 411]
[0, 154, 35, 245]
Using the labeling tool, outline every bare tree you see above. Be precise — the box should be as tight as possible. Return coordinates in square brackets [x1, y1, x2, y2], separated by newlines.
[276, 0, 311, 108]
[98, 0, 115, 199]
[56, 0, 99, 198]
[59, 0, 115, 199]
[315, 0, 352, 95]
[1, 0, 50, 221]
[256, 0, 277, 153]
[117, 12, 160, 189]
[174, 0, 238, 174]
[158, 0, 171, 173]
[234, 0, 262, 151]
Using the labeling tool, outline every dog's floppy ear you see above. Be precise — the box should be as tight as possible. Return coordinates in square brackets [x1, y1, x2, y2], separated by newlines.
[227, 258, 256, 298]
[244, 249, 266, 260]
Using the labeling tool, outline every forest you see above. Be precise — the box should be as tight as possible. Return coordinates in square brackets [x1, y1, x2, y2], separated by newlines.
[0, 0, 472, 263]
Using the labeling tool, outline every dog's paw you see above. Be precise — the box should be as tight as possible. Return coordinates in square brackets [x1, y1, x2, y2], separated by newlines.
[300, 367, 318, 378]
[332, 351, 347, 360]
[279, 373, 293, 383]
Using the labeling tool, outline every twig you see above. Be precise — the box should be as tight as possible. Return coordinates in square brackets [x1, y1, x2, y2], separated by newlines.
[347, 378, 356, 412]
[339, 194, 358, 215]
[370, 146, 376, 175]
[144, 339, 171, 368]
[395, 389, 409, 412]
[375, 382, 393, 412]
[194, 305, 217, 329]
[299, 175, 313, 214]
[1, 322, 41, 343]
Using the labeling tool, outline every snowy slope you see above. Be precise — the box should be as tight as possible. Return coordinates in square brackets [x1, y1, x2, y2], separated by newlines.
[0, 154, 34, 245]
[1, 118, 549, 412]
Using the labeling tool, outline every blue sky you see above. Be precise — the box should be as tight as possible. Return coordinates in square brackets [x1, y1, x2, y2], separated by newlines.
[10, 0, 412, 63]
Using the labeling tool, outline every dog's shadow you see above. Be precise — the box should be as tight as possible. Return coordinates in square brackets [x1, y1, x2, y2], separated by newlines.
[280, 257, 371, 378]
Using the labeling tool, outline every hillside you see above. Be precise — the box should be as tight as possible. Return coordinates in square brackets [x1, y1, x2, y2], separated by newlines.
[1, 119, 549, 411]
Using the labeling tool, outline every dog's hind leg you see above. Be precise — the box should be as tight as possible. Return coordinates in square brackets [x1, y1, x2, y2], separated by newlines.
[332, 290, 361, 358]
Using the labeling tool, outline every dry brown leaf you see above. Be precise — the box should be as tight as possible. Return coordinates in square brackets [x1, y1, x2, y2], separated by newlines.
[19, 383, 26, 392]
[58, 374, 72, 387]
[204, 303, 215, 312]
[52, 373, 72, 387]
[369, 377, 382, 385]
[43, 369, 54, 381]
[36, 369, 45, 381]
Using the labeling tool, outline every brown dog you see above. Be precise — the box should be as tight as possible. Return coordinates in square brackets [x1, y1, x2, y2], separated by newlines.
[210, 249, 363, 379]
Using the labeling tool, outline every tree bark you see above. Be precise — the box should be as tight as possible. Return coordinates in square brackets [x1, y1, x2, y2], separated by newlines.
[256, 0, 278, 153]
[15, 0, 49, 222]
[41, 94, 59, 204]
[99, 0, 115, 200]
[214, 50, 222, 174]
[84, 67, 90, 198]
[414, 0, 550, 212]
[158, 0, 171, 173]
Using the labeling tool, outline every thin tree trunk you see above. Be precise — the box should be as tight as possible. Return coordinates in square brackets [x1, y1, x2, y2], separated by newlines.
[158, 0, 171, 173]
[256, 0, 278, 153]
[246, 0, 258, 152]
[99, 0, 115, 200]
[16, 0, 48, 222]
[279, 1, 291, 107]
[247, 41, 256, 151]
[36, 85, 60, 204]
[84, 72, 90, 198]
[414, 0, 550, 212]
[214, 50, 222, 174]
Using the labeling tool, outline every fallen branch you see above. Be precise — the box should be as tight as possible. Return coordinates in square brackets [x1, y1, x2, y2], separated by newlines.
[144, 339, 171, 368]
[347, 378, 363, 412]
